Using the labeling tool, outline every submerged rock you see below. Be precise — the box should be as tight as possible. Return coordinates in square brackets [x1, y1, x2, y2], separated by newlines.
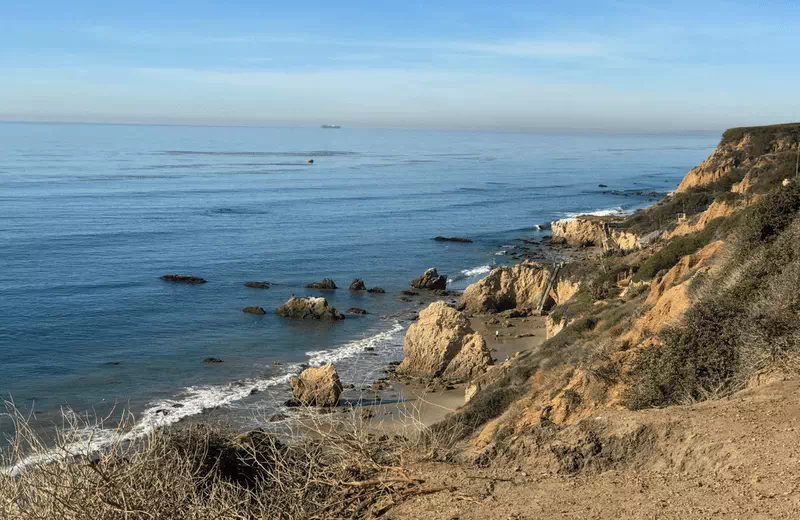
[244, 281, 271, 289]
[433, 236, 473, 243]
[348, 278, 366, 291]
[346, 307, 368, 315]
[367, 287, 385, 294]
[289, 363, 343, 407]
[160, 274, 206, 284]
[275, 296, 344, 320]
[397, 301, 492, 382]
[203, 357, 224, 363]
[410, 268, 447, 290]
[243, 306, 267, 315]
[306, 279, 337, 290]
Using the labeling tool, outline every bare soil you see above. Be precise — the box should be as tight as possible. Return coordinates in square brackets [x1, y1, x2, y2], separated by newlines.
[386, 379, 800, 519]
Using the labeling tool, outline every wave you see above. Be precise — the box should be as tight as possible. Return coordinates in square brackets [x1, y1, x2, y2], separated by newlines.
[306, 321, 404, 366]
[6, 322, 406, 475]
[447, 265, 493, 283]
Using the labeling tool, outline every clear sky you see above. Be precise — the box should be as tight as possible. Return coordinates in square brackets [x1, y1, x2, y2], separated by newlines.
[2, 1, 799, 131]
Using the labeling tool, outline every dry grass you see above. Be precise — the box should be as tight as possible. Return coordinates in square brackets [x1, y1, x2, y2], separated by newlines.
[0, 397, 459, 520]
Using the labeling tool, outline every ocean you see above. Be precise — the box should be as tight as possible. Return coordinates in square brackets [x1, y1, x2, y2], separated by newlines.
[0, 122, 718, 448]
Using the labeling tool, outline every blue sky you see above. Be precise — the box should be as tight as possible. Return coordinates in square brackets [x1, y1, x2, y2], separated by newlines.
[2, 1, 799, 130]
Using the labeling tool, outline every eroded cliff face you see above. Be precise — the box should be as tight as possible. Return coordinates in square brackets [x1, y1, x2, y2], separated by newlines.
[552, 217, 641, 251]
[675, 134, 751, 193]
[665, 201, 738, 239]
[676, 126, 798, 193]
[551, 218, 607, 247]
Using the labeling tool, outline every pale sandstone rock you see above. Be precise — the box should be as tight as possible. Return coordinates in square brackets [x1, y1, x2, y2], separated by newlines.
[289, 363, 343, 407]
[398, 302, 492, 382]
[459, 262, 552, 314]
[275, 296, 344, 320]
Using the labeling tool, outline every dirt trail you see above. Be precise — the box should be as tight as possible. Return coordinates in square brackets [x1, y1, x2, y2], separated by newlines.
[387, 379, 800, 519]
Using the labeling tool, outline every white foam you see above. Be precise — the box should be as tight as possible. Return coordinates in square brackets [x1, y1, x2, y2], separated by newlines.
[7, 321, 407, 475]
[306, 321, 404, 366]
[561, 205, 627, 220]
[447, 265, 493, 283]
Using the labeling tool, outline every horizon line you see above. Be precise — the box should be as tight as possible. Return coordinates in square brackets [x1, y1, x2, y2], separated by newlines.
[0, 118, 725, 136]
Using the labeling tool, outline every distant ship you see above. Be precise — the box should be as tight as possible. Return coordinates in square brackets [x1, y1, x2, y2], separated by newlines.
[321, 124, 341, 129]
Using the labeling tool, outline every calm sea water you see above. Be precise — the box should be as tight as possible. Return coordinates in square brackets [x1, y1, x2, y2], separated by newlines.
[0, 122, 718, 445]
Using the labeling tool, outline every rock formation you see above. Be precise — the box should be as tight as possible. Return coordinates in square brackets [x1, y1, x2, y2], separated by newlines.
[244, 281, 271, 289]
[397, 302, 492, 382]
[433, 236, 473, 243]
[367, 287, 385, 294]
[306, 279, 337, 290]
[410, 268, 447, 290]
[160, 274, 206, 284]
[348, 278, 366, 291]
[459, 262, 555, 314]
[552, 217, 641, 251]
[275, 296, 344, 320]
[288, 363, 343, 407]
[346, 307, 368, 315]
[242, 306, 267, 315]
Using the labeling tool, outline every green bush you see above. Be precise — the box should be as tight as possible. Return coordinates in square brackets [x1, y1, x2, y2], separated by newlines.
[625, 297, 741, 409]
[631, 230, 713, 282]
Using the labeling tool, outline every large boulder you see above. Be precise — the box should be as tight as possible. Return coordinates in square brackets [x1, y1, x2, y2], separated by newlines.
[306, 279, 337, 290]
[410, 268, 447, 290]
[275, 296, 344, 320]
[289, 363, 343, 407]
[348, 278, 366, 291]
[397, 302, 492, 382]
[459, 262, 553, 314]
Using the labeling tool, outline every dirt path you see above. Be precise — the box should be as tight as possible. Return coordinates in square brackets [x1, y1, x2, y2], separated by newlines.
[387, 379, 800, 519]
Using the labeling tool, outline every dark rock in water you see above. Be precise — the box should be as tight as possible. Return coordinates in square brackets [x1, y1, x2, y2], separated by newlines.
[284, 399, 301, 408]
[306, 278, 337, 290]
[410, 268, 447, 290]
[160, 274, 206, 284]
[364, 347, 375, 352]
[396, 296, 412, 303]
[346, 307, 368, 315]
[434, 236, 473, 243]
[203, 357, 224, 363]
[244, 281, 271, 289]
[348, 278, 366, 291]
[249, 388, 259, 395]
[367, 287, 385, 294]
[433, 289, 459, 297]
[598, 183, 608, 188]
[243, 306, 267, 315]
[343, 383, 356, 389]
[103, 361, 121, 366]
[275, 296, 345, 320]
[402, 290, 419, 296]
[269, 413, 288, 422]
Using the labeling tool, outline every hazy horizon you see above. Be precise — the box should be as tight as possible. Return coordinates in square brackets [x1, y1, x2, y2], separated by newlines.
[3, 1, 799, 132]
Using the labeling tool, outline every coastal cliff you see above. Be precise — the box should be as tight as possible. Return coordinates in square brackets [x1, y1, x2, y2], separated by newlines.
[7, 123, 800, 520]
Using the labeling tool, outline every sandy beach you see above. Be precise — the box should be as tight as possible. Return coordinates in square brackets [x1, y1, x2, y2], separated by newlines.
[362, 314, 548, 433]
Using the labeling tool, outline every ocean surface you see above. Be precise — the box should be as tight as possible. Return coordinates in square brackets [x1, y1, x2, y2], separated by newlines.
[0, 122, 718, 448]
